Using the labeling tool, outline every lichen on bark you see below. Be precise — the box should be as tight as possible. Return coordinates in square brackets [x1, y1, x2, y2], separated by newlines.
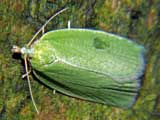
[0, 0, 160, 120]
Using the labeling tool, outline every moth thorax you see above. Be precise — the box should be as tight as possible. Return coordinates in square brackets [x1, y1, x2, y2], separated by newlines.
[21, 47, 34, 56]
[12, 45, 34, 56]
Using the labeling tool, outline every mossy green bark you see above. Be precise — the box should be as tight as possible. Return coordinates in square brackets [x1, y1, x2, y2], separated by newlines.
[0, 0, 160, 120]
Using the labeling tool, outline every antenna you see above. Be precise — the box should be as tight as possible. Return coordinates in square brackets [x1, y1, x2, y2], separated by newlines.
[27, 7, 68, 47]
[24, 55, 39, 114]
[20, 7, 68, 114]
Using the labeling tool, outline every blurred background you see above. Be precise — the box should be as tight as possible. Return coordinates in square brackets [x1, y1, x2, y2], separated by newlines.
[0, 0, 160, 120]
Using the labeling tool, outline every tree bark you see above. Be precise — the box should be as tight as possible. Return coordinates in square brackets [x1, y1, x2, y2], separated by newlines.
[0, 0, 160, 119]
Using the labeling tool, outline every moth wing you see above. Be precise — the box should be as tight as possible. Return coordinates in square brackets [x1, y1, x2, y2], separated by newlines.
[38, 29, 145, 82]
[33, 61, 139, 108]
[31, 29, 145, 108]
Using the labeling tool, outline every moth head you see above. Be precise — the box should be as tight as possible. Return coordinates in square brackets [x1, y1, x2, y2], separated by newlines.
[11, 45, 21, 54]
[11, 45, 34, 57]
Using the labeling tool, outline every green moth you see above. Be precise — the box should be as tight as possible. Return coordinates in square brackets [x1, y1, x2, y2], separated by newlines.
[12, 8, 145, 113]
[31, 28, 145, 108]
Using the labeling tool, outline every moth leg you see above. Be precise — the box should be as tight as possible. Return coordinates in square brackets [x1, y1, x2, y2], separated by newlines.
[27, 7, 68, 47]
[22, 70, 31, 78]
[53, 89, 56, 94]
[68, 20, 71, 29]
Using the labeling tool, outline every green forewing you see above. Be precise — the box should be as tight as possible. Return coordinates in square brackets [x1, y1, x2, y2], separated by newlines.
[30, 29, 145, 108]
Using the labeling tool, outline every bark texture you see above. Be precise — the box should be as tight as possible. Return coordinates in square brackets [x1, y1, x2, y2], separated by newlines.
[0, 0, 160, 120]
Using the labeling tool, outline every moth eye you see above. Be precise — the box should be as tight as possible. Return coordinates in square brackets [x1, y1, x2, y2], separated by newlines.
[93, 37, 110, 49]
